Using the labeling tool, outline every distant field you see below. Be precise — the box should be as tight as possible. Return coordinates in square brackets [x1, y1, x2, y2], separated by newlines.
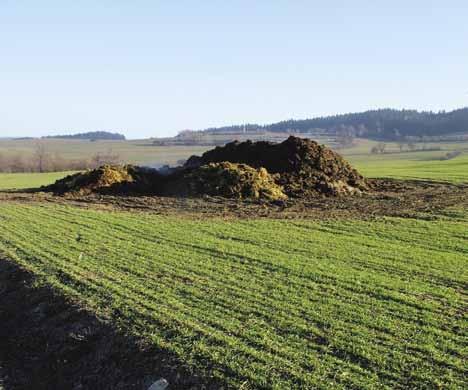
[0, 138, 211, 166]
[0, 171, 75, 190]
[349, 152, 468, 183]
[2, 136, 467, 168]
[0, 203, 466, 388]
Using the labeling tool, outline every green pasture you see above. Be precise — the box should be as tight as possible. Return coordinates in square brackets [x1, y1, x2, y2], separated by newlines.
[349, 152, 468, 183]
[0, 171, 75, 190]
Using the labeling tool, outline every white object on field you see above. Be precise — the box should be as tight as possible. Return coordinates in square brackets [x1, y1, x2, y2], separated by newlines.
[148, 378, 169, 390]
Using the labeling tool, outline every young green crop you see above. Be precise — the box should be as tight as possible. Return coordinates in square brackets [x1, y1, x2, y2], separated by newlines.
[0, 204, 466, 388]
[0, 171, 76, 190]
[349, 152, 468, 183]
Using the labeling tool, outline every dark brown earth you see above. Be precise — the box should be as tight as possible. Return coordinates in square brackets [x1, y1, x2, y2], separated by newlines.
[1, 178, 467, 220]
[0, 258, 226, 390]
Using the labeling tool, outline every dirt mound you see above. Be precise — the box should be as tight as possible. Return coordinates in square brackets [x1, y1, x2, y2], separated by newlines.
[185, 136, 368, 196]
[44, 165, 170, 195]
[43, 165, 135, 195]
[44, 137, 368, 199]
[166, 162, 287, 200]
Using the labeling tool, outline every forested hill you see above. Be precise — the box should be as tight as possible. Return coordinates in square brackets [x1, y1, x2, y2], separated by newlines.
[44, 131, 126, 141]
[202, 108, 468, 140]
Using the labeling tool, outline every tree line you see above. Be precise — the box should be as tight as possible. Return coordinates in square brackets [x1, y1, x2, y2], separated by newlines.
[196, 108, 468, 141]
[44, 131, 126, 141]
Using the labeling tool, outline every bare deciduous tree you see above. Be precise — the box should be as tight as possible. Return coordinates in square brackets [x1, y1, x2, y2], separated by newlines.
[91, 149, 121, 168]
[336, 125, 356, 148]
[33, 141, 49, 173]
[370, 143, 387, 154]
[0, 153, 5, 172]
[10, 154, 27, 172]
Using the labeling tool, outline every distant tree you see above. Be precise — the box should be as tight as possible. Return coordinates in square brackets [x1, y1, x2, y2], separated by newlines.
[441, 150, 462, 160]
[45, 131, 126, 141]
[377, 142, 387, 153]
[371, 143, 387, 154]
[49, 152, 67, 172]
[33, 142, 49, 172]
[9, 154, 27, 172]
[357, 124, 368, 136]
[398, 143, 405, 152]
[196, 107, 468, 141]
[91, 149, 121, 167]
[0, 153, 5, 172]
[336, 125, 355, 148]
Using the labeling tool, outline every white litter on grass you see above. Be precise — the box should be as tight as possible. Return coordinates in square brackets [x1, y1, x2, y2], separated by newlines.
[148, 378, 169, 390]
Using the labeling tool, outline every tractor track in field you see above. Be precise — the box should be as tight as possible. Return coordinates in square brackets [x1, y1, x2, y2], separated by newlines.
[0, 178, 466, 220]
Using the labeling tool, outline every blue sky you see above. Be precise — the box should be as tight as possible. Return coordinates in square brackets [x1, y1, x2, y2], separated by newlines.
[1, 1, 467, 139]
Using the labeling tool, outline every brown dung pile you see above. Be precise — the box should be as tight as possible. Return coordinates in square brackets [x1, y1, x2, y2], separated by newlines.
[44, 165, 136, 195]
[185, 136, 368, 196]
[44, 136, 368, 199]
[166, 162, 287, 200]
[44, 165, 171, 195]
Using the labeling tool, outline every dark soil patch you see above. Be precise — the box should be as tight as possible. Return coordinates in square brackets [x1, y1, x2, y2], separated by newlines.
[3, 179, 467, 220]
[0, 258, 226, 390]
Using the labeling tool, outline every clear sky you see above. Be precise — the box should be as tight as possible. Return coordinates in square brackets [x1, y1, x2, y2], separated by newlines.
[1, 1, 467, 139]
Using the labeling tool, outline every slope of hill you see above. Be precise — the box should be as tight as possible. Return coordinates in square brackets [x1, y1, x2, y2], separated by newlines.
[44, 131, 126, 141]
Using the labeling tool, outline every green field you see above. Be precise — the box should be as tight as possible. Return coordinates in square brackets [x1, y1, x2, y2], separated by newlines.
[349, 152, 468, 183]
[0, 171, 76, 190]
[0, 203, 466, 388]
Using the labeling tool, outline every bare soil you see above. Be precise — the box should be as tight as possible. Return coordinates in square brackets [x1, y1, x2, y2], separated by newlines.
[1, 179, 467, 220]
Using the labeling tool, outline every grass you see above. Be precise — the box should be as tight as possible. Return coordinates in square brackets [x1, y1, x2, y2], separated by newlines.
[0, 203, 466, 388]
[0, 171, 76, 190]
[348, 152, 468, 183]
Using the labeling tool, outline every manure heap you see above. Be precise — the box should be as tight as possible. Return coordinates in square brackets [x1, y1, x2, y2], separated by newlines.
[44, 136, 368, 200]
